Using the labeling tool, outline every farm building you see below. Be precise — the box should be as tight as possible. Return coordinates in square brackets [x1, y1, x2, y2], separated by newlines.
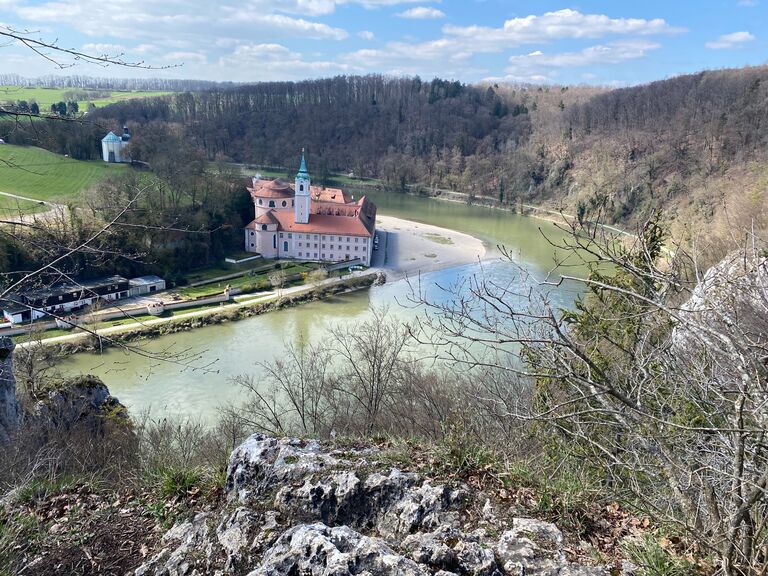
[2, 275, 131, 324]
[101, 126, 131, 163]
[128, 275, 166, 296]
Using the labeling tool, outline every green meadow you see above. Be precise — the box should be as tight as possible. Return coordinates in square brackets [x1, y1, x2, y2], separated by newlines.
[0, 144, 125, 202]
[0, 86, 170, 111]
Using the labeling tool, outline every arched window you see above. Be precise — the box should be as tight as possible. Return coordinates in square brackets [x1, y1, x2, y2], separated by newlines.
[258, 199, 263, 205]
[282, 200, 287, 207]
[261, 224, 267, 231]
[299, 184, 304, 192]
[283, 241, 288, 252]
[268, 200, 275, 207]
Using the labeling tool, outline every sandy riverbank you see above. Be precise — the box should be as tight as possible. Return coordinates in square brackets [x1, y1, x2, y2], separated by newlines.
[374, 215, 486, 279]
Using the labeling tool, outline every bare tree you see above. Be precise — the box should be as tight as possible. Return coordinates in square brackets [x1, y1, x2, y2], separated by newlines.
[228, 306, 417, 436]
[413, 214, 768, 575]
[226, 340, 336, 437]
[329, 306, 414, 433]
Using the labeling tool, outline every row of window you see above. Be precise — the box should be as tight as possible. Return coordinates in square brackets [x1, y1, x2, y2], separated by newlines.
[298, 242, 362, 251]
[297, 253, 354, 261]
[257, 199, 294, 208]
[280, 232, 367, 243]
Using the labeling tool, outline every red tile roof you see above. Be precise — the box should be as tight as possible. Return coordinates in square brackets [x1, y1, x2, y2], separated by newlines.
[245, 179, 377, 237]
[311, 186, 350, 204]
[255, 211, 279, 225]
[271, 206, 375, 237]
[248, 178, 295, 199]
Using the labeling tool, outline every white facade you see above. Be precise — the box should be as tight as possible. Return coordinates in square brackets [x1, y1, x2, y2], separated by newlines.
[244, 229, 373, 265]
[101, 129, 131, 163]
[128, 275, 167, 296]
[294, 174, 311, 224]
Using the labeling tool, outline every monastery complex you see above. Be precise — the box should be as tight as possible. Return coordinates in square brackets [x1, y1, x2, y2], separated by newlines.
[244, 152, 377, 266]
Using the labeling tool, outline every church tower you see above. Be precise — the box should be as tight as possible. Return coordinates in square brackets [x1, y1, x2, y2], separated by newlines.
[294, 149, 311, 224]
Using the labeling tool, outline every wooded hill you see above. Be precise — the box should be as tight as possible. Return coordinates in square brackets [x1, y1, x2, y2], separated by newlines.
[4, 68, 768, 237]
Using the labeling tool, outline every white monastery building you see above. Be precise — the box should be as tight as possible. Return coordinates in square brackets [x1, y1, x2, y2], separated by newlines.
[244, 152, 377, 266]
[101, 126, 131, 163]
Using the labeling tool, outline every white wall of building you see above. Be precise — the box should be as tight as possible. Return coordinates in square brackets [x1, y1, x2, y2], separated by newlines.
[294, 175, 311, 224]
[270, 231, 372, 265]
[102, 140, 128, 163]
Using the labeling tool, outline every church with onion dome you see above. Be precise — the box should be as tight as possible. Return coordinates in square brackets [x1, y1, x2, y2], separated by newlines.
[244, 151, 377, 266]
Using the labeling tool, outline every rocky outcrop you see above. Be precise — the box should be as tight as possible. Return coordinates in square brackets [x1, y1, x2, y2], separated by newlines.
[31, 374, 127, 433]
[0, 337, 20, 443]
[135, 434, 619, 575]
[675, 250, 767, 349]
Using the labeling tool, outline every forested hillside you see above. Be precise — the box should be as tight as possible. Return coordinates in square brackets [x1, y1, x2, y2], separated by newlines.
[4, 68, 768, 237]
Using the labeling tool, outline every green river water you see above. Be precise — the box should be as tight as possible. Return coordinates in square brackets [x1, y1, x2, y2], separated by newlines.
[60, 191, 584, 422]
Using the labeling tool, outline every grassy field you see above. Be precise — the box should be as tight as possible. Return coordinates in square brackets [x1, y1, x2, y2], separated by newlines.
[0, 144, 125, 202]
[0, 86, 170, 111]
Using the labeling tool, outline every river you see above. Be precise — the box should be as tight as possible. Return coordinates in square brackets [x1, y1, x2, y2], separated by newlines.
[60, 191, 584, 422]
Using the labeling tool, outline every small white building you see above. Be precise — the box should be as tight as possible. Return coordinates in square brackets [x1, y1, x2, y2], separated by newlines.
[102, 126, 131, 163]
[128, 275, 166, 296]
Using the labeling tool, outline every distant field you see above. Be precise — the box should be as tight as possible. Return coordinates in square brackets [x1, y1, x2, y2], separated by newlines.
[0, 144, 125, 202]
[0, 86, 170, 111]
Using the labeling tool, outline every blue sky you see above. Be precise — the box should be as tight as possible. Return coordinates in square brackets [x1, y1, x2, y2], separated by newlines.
[0, 0, 765, 84]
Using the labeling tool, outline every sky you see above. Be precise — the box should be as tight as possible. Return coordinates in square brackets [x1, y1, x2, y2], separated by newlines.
[0, 0, 766, 85]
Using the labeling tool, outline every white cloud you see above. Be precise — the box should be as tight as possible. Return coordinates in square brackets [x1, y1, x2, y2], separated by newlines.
[226, 12, 348, 40]
[15, 0, 348, 41]
[494, 40, 659, 84]
[231, 0, 438, 16]
[342, 0, 439, 8]
[705, 31, 755, 49]
[442, 9, 681, 52]
[218, 43, 356, 80]
[396, 6, 445, 19]
[81, 43, 126, 55]
[165, 51, 207, 64]
[738, 0, 759, 6]
[508, 40, 660, 70]
[343, 9, 675, 78]
[358, 30, 375, 40]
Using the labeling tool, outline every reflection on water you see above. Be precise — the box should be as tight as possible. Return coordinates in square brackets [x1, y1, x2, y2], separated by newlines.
[59, 193, 584, 422]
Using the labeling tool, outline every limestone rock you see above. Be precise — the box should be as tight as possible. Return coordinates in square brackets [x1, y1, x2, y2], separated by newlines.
[226, 434, 359, 503]
[247, 522, 429, 576]
[0, 337, 20, 443]
[495, 518, 566, 575]
[132, 436, 617, 576]
[32, 374, 127, 434]
[402, 526, 499, 575]
[376, 477, 466, 540]
[136, 512, 211, 576]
